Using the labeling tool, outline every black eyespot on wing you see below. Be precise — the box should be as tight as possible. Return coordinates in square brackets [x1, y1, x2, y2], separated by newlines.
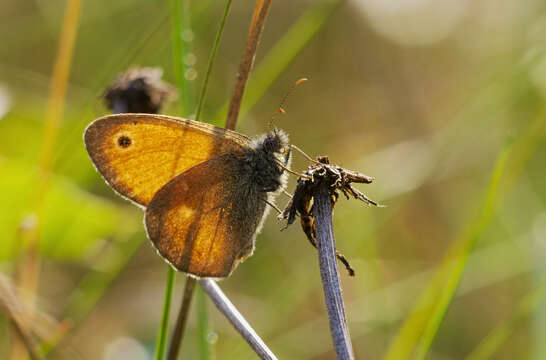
[118, 135, 132, 148]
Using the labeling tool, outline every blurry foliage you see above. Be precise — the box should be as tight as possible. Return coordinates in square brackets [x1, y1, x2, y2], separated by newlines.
[0, 155, 128, 261]
[0, 0, 546, 359]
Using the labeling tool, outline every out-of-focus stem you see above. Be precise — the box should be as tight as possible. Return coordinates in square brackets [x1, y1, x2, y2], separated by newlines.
[11, 1, 82, 359]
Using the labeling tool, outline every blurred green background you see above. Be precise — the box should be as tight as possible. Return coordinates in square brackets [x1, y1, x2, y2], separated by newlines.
[1, 0, 546, 359]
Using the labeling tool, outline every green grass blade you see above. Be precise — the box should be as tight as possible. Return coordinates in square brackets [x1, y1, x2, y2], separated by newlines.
[414, 106, 546, 359]
[155, 267, 176, 360]
[467, 277, 546, 360]
[164, 1, 234, 358]
[383, 106, 546, 360]
[195, 0, 232, 123]
[411, 145, 510, 360]
[213, 0, 342, 125]
[193, 2, 235, 358]
[169, 0, 194, 117]
[197, 287, 210, 360]
[380, 145, 509, 360]
[380, 148, 509, 360]
[154, 1, 197, 358]
[169, 0, 184, 116]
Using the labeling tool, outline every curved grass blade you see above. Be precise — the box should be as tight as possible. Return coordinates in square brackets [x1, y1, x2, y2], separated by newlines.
[383, 105, 546, 360]
[195, 0, 233, 123]
[155, 267, 176, 360]
[466, 277, 546, 360]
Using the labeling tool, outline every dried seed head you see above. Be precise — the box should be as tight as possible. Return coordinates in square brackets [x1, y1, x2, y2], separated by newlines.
[103, 67, 177, 114]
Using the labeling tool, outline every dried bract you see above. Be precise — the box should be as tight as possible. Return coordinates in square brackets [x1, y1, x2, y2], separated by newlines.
[281, 156, 379, 276]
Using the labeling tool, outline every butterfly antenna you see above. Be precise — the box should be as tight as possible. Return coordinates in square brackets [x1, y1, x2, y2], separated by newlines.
[275, 160, 312, 179]
[291, 144, 321, 164]
[268, 77, 309, 131]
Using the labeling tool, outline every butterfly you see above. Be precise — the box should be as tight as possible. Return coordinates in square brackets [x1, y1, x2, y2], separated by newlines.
[84, 114, 290, 278]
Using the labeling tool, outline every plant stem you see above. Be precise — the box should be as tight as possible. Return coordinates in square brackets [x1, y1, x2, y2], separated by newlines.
[196, 286, 210, 360]
[225, 0, 272, 130]
[195, 4, 278, 359]
[157, 1, 197, 358]
[195, 0, 233, 123]
[10, 1, 82, 359]
[155, 267, 176, 360]
[169, 0, 185, 116]
[313, 183, 355, 360]
[167, 277, 196, 360]
[167, 2, 233, 358]
[214, 0, 341, 125]
[198, 279, 277, 360]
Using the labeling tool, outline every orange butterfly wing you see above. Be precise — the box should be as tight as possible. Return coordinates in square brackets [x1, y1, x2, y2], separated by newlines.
[84, 114, 250, 206]
[145, 154, 268, 278]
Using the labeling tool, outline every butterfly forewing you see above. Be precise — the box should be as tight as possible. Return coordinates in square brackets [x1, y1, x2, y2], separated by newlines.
[84, 114, 251, 206]
[145, 154, 267, 277]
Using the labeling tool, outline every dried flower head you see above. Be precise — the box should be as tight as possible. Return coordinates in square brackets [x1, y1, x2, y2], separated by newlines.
[103, 67, 176, 114]
[281, 156, 380, 276]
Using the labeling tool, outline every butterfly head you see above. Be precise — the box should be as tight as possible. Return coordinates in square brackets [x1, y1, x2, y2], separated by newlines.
[263, 128, 289, 155]
[248, 128, 291, 193]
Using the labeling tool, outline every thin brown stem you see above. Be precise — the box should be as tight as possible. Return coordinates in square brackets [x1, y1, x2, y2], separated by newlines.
[167, 277, 196, 360]
[9, 321, 44, 360]
[225, 0, 272, 130]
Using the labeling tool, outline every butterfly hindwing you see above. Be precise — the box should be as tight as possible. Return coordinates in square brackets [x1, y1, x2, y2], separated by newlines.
[84, 114, 251, 206]
[144, 154, 268, 278]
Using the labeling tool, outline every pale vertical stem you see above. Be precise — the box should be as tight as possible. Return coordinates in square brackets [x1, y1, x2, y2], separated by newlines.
[313, 184, 355, 360]
[38, 0, 83, 189]
[22, 0, 83, 296]
[10, 1, 82, 359]
[198, 279, 277, 360]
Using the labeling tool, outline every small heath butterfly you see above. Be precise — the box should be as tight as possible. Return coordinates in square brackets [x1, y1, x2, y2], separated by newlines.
[84, 114, 290, 278]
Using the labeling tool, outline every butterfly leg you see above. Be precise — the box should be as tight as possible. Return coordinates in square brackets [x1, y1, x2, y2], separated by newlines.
[283, 145, 292, 166]
[301, 205, 355, 276]
[261, 197, 282, 215]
